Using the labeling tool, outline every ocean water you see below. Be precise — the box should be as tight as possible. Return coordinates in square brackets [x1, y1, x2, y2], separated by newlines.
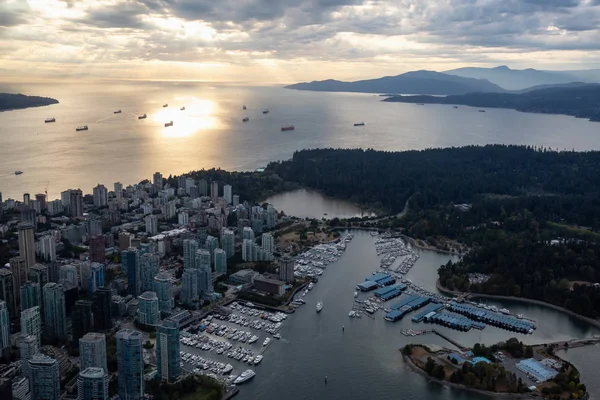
[2, 80, 600, 200]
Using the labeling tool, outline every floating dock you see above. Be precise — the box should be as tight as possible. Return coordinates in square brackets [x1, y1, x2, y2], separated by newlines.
[384, 295, 431, 322]
[448, 302, 535, 333]
[374, 284, 407, 301]
[423, 310, 484, 331]
[411, 304, 444, 323]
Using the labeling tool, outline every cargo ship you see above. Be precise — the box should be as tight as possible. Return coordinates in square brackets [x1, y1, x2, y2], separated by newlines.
[262, 109, 269, 114]
[164, 121, 173, 127]
[76, 125, 88, 131]
[45, 118, 55, 123]
[114, 110, 122, 114]
[138, 114, 147, 119]
[242, 117, 249, 122]
[163, 103, 168, 107]
[354, 122, 365, 126]
[281, 125, 294, 131]
[180, 106, 185, 111]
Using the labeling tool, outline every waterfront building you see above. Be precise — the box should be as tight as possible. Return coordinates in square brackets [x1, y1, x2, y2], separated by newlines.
[242, 227, 255, 241]
[0, 301, 10, 360]
[140, 253, 159, 293]
[20, 334, 39, 380]
[59, 264, 79, 288]
[156, 319, 181, 382]
[89, 263, 105, 293]
[0, 270, 16, 317]
[92, 184, 109, 207]
[253, 275, 285, 295]
[89, 235, 106, 263]
[136, 291, 160, 326]
[77, 367, 108, 400]
[71, 300, 94, 344]
[80, 332, 107, 372]
[21, 306, 42, 346]
[262, 233, 275, 254]
[183, 239, 198, 271]
[114, 182, 123, 199]
[214, 248, 227, 276]
[21, 281, 40, 311]
[122, 247, 141, 296]
[233, 194, 240, 206]
[69, 189, 84, 218]
[223, 184, 232, 205]
[29, 354, 60, 400]
[92, 288, 112, 332]
[116, 329, 144, 400]
[279, 256, 295, 284]
[516, 358, 558, 382]
[210, 181, 219, 200]
[10, 257, 26, 308]
[18, 223, 36, 271]
[145, 214, 158, 235]
[154, 272, 173, 313]
[43, 282, 67, 340]
[222, 229, 235, 258]
[180, 269, 198, 305]
[153, 172, 163, 189]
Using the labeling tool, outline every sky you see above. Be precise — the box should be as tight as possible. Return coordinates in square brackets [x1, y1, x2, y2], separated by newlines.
[1, 0, 600, 83]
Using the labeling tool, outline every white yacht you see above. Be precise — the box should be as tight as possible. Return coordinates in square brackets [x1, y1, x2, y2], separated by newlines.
[316, 301, 323, 313]
[354, 291, 358, 298]
[249, 335, 258, 344]
[254, 355, 263, 365]
[223, 364, 233, 374]
[263, 337, 271, 346]
[234, 370, 256, 384]
[499, 308, 510, 315]
[273, 333, 281, 340]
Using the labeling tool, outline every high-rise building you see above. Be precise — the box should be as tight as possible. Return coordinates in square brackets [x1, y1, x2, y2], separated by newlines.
[79, 332, 107, 372]
[153, 172, 163, 189]
[136, 291, 160, 326]
[37, 234, 57, 262]
[242, 227, 255, 241]
[114, 182, 123, 199]
[92, 184, 109, 207]
[92, 288, 112, 332]
[71, 300, 94, 344]
[140, 253, 159, 293]
[21, 306, 42, 346]
[20, 208, 37, 230]
[116, 329, 144, 400]
[87, 215, 103, 236]
[69, 189, 84, 218]
[183, 239, 198, 271]
[223, 184, 232, 205]
[20, 334, 39, 380]
[29, 354, 60, 400]
[89, 263, 105, 294]
[118, 232, 133, 251]
[21, 281, 41, 311]
[43, 282, 67, 340]
[145, 214, 158, 235]
[222, 229, 235, 258]
[78, 367, 109, 400]
[156, 319, 180, 382]
[122, 248, 141, 296]
[18, 223, 36, 271]
[214, 248, 227, 276]
[0, 270, 16, 317]
[61, 190, 71, 208]
[177, 211, 189, 226]
[279, 256, 295, 284]
[0, 301, 10, 360]
[0, 378, 11, 400]
[205, 236, 218, 261]
[36, 193, 47, 210]
[89, 235, 106, 263]
[233, 194, 240, 206]
[210, 181, 219, 200]
[262, 233, 275, 254]
[23, 193, 30, 206]
[59, 264, 79, 288]
[198, 179, 208, 197]
[154, 273, 173, 313]
[196, 250, 213, 296]
[30, 263, 49, 287]
[180, 269, 198, 306]
[196, 249, 211, 272]
[9, 257, 26, 308]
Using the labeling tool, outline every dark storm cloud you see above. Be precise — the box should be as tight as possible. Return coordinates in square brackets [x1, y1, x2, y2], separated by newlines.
[0, 1, 30, 28]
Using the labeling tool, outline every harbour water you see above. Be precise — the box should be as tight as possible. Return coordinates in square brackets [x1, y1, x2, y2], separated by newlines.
[263, 188, 375, 219]
[233, 231, 600, 400]
[3, 81, 600, 200]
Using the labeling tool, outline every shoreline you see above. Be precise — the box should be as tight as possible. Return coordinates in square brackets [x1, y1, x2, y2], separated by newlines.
[400, 351, 534, 399]
[435, 279, 600, 330]
[400, 234, 466, 256]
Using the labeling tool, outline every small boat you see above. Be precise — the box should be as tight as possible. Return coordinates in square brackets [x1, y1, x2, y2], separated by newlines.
[417, 103, 425, 105]
[354, 122, 365, 126]
[223, 364, 233, 374]
[233, 370, 256, 384]
[281, 125, 294, 131]
[180, 106, 185, 111]
[138, 114, 147, 119]
[262, 109, 269, 114]
[273, 333, 281, 340]
[499, 308, 510, 315]
[242, 117, 249, 122]
[253, 355, 263, 365]
[453, 106, 458, 109]
[15, 170, 23, 175]
[478, 109, 486, 112]
[243, 105, 247, 110]
[114, 110, 122, 114]
[45, 118, 55, 123]
[163, 103, 168, 107]
[164, 121, 173, 127]
[348, 311, 356, 318]
[248, 335, 258, 344]
[517, 314, 524, 319]
[262, 338, 271, 346]
[76, 125, 88, 131]
[354, 291, 358, 298]
[316, 301, 323, 313]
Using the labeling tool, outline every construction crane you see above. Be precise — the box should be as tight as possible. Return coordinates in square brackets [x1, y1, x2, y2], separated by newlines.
[45, 181, 49, 198]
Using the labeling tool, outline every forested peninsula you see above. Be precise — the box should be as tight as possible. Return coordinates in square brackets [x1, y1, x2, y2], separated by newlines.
[383, 85, 600, 122]
[265, 146, 600, 319]
[0, 93, 59, 111]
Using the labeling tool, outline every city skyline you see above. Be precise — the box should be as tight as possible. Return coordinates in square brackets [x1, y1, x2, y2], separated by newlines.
[1, 0, 600, 83]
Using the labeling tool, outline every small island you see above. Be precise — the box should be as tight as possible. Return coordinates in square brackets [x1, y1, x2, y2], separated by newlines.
[402, 338, 587, 399]
[0, 92, 59, 112]
[383, 84, 600, 122]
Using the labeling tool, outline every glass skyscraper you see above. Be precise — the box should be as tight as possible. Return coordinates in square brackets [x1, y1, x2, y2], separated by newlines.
[122, 248, 141, 296]
[136, 291, 160, 326]
[29, 354, 60, 400]
[78, 367, 108, 400]
[43, 282, 67, 340]
[182, 239, 198, 271]
[140, 253, 160, 293]
[0, 301, 10, 359]
[20, 281, 41, 311]
[156, 319, 181, 382]
[116, 329, 144, 400]
[21, 306, 42, 346]
[80, 332, 107, 372]
[154, 272, 173, 313]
